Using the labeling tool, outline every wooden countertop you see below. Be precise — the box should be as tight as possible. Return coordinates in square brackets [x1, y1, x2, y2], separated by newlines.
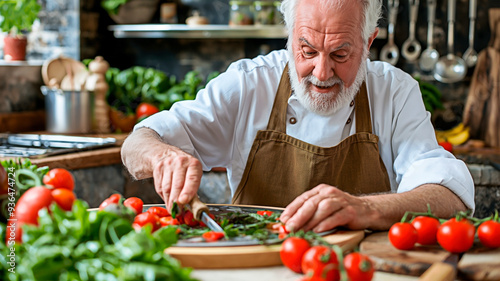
[1, 133, 129, 170]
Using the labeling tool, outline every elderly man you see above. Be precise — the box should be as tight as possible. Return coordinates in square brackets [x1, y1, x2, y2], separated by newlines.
[122, 0, 474, 232]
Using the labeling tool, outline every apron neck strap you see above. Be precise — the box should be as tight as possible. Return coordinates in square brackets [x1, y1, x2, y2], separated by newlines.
[355, 82, 372, 134]
[267, 63, 291, 132]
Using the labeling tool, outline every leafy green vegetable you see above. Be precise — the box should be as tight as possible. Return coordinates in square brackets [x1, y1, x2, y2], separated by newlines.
[0, 200, 198, 281]
[101, 0, 130, 15]
[0, 0, 41, 35]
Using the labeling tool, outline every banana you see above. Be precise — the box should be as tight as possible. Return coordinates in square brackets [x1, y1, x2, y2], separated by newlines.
[435, 123, 470, 145]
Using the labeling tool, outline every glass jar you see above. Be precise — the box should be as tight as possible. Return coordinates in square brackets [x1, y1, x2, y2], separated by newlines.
[229, 1, 254, 26]
[254, 1, 275, 25]
[273, 1, 284, 25]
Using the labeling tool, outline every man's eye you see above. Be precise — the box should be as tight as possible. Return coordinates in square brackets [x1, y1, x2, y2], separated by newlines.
[302, 48, 316, 56]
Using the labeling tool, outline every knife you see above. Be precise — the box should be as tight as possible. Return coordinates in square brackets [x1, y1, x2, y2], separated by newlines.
[187, 196, 225, 233]
[419, 253, 462, 281]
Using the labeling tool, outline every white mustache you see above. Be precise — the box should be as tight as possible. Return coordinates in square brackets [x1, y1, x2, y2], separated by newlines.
[304, 75, 343, 88]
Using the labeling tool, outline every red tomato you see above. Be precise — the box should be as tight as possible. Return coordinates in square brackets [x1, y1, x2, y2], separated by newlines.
[202, 231, 225, 242]
[147, 206, 170, 218]
[411, 216, 440, 245]
[159, 216, 180, 226]
[280, 237, 311, 273]
[477, 220, 500, 249]
[301, 246, 340, 281]
[15, 186, 53, 226]
[183, 210, 198, 227]
[278, 224, 289, 239]
[388, 222, 418, 250]
[136, 102, 159, 119]
[51, 188, 76, 211]
[438, 141, 453, 153]
[257, 210, 274, 216]
[123, 197, 144, 214]
[99, 194, 122, 210]
[43, 168, 75, 191]
[437, 218, 475, 253]
[344, 252, 375, 281]
[134, 212, 160, 232]
[199, 213, 216, 227]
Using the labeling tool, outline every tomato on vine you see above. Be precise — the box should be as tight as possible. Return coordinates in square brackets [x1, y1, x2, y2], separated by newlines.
[280, 236, 311, 273]
[43, 168, 75, 190]
[411, 216, 440, 245]
[388, 222, 418, 250]
[344, 252, 375, 281]
[301, 245, 340, 281]
[477, 220, 500, 249]
[437, 218, 475, 253]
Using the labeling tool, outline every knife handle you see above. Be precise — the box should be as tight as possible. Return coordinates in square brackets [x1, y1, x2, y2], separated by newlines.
[189, 196, 210, 221]
[419, 262, 456, 281]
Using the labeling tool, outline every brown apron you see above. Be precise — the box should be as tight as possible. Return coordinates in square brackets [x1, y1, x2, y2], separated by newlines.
[232, 65, 391, 207]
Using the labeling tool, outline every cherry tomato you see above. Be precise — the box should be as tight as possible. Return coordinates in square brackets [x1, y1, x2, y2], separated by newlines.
[388, 222, 418, 250]
[202, 231, 225, 242]
[411, 216, 440, 245]
[134, 212, 160, 232]
[51, 188, 76, 211]
[199, 213, 216, 227]
[99, 194, 122, 210]
[301, 245, 340, 281]
[280, 236, 311, 273]
[159, 216, 180, 226]
[344, 252, 375, 281]
[183, 210, 198, 227]
[477, 220, 500, 249]
[437, 218, 475, 253]
[147, 206, 170, 218]
[43, 168, 75, 191]
[257, 210, 274, 216]
[438, 141, 453, 153]
[15, 186, 53, 226]
[279, 224, 289, 239]
[123, 197, 144, 214]
[136, 102, 159, 119]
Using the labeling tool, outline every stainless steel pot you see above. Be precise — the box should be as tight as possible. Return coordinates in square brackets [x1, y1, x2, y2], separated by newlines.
[41, 86, 95, 133]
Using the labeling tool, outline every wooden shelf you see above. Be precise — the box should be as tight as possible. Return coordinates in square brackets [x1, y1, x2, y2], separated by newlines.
[109, 24, 387, 40]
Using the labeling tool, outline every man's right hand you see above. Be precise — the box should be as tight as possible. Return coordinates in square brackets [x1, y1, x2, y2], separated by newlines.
[152, 148, 203, 211]
[121, 127, 204, 211]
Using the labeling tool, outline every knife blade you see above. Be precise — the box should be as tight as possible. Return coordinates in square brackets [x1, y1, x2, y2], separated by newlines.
[419, 253, 462, 281]
[188, 196, 224, 233]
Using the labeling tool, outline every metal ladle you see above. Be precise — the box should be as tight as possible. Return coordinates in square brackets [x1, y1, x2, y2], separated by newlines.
[402, 0, 422, 62]
[380, 0, 400, 65]
[419, 0, 439, 72]
[463, 0, 478, 67]
[434, 0, 466, 83]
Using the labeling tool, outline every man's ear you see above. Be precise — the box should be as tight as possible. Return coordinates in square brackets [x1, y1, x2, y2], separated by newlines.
[367, 28, 379, 50]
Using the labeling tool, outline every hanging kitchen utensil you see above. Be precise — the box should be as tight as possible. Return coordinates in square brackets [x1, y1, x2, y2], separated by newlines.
[463, 0, 478, 67]
[434, 0, 466, 83]
[419, 0, 439, 72]
[380, 0, 400, 65]
[402, 0, 422, 61]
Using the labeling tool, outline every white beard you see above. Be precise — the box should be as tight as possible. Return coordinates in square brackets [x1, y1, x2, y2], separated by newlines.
[288, 52, 368, 116]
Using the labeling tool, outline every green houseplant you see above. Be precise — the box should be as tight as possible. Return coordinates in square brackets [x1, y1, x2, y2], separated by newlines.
[0, 0, 41, 61]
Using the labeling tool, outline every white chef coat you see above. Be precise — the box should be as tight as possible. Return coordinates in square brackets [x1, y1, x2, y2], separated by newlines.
[135, 49, 475, 211]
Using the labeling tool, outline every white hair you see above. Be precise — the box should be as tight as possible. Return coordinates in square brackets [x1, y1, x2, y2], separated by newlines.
[280, 0, 382, 45]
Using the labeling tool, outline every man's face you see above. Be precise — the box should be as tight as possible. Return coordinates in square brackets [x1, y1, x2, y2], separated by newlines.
[288, 0, 369, 115]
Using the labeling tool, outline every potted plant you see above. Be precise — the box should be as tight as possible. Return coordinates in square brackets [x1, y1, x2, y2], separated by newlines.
[101, 0, 160, 24]
[0, 0, 41, 61]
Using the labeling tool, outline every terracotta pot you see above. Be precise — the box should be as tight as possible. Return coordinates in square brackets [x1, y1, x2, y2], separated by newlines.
[3, 36, 27, 61]
[109, 0, 160, 24]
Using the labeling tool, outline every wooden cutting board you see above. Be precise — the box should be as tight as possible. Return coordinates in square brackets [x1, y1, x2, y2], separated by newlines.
[359, 232, 500, 280]
[166, 229, 365, 269]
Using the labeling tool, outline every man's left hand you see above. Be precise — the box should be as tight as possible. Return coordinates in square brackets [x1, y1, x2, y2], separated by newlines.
[279, 184, 373, 233]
